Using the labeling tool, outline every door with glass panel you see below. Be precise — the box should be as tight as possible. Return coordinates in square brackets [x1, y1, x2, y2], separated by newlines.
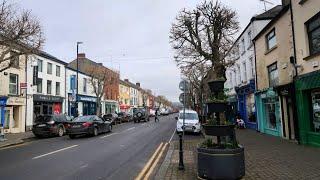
[4, 107, 13, 133]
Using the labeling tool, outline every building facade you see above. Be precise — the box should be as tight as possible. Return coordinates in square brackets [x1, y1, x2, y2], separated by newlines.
[225, 6, 281, 129]
[119, 79, 131, 112]
[26, 52, 66, 130]
[254, 4, 298, 139]
[292, 0, 320, 146]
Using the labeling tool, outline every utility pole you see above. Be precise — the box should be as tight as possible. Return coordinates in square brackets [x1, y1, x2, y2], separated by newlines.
[76, 41, 83, 117]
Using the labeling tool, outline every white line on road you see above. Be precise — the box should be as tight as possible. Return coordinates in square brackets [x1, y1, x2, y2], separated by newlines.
[124, 127, 135, 132]
[168, 129, 176, 144]
[32, 145, 78, 160]
[100, 132, 119, 139]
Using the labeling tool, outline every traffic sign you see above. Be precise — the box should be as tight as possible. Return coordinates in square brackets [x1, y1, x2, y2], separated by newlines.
[179, 93, 189, 104]
[179, 80, 189, 92]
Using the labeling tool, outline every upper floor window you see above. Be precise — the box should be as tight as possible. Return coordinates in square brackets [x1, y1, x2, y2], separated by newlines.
[56, 82, 60, 96]
[268, 62, 279, 87]
[9, 73, 18, 95]
[47, 62, 52, 74]
[83, 78, 87, 93]
[47, 80, 52, 94]
[248, 30, 252, 46]
[266, 29, 277, 50]
[241, 38, 245, 54]
[249, 57, 254, 79]
[307, 12, 320, 55]
[242, 62, 247, 82]
[56, 65, 60, 77]
[37, 78, 42, 93]
[37, 59, 43, 72]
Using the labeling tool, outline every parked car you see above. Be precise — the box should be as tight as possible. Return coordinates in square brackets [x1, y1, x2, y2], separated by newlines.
[32, 114, 73, 138]
[66, 115, 112, 139]
[118, 112, 132, 122]
[102, 113, 121, 125]
[176, 110, 201, 134]
[132, 107, 150, 123]
[161, 109, 170, 116]
[149, 109, 156, 117]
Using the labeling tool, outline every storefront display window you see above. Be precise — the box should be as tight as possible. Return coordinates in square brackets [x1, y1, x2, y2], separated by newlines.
[311, 91, 320, 132]
[266, 102, 277, 129]
[246, 94, 256, 122]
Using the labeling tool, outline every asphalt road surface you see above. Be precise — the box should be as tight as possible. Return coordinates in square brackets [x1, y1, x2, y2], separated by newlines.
[0, 114, 182, 180]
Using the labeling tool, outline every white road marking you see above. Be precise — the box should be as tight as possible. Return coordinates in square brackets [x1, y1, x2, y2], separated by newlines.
[124, 127, 135, 132]
[32, 145, 78, 160]
[168, 129, 176, 144]
[80, 164, 88, 169]
[100, 132, 119, 139]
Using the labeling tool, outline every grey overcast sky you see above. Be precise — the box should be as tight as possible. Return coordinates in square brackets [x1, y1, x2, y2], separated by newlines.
[18, 0, 281, 102]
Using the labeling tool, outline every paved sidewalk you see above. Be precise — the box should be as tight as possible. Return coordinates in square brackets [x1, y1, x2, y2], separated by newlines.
[0, 131, 35, 148]
[155, 129, 320, 180]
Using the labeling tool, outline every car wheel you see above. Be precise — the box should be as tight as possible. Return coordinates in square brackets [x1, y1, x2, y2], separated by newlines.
[93, 127, 98, 136]
[58, 126, 64, 137]
[69, 135, 76, 139]
[34, 134, 43, 138]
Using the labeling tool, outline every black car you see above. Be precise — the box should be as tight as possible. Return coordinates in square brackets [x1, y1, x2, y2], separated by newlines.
[102, 113, 121, 125]
[117, 112, 132, 122]
[132, 107, 150, 123]
[66, 115, 112, 139]
[32, 114, 72, 138]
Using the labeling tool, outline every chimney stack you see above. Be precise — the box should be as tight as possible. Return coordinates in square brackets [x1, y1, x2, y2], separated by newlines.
[124, 79, 129, 82]
[136, 82, 140, 87]
[78, 53, 86, 58]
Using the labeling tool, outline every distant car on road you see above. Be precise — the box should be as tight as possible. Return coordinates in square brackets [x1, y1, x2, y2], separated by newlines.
[132, 107, 150, 123]
[102, 113, 121, 125]
[32, 114, 72, 138]
[176, 110, 201, 134]
[161, 109, 169, 116]
[66, 115, 112, 139]
[149, 109, 156, 117]
[118, 112, 132, 122]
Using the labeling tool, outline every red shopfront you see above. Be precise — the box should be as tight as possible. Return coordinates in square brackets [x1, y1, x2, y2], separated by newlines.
[120, 104, 131, 112]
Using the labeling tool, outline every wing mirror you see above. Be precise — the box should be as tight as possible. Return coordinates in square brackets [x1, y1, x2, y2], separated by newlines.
[175, 117, 178, 120]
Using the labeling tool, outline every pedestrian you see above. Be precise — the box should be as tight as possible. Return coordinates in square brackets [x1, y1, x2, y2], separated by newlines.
[155, 108, 159, 122]
[236, 115, 245, 129]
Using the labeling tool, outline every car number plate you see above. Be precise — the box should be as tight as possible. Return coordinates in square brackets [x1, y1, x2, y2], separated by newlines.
[73, 125, 81, 128]
[38, 124, 46, 127]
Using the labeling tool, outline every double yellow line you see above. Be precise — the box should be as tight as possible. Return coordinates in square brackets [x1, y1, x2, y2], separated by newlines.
[135, 142, 168, 180]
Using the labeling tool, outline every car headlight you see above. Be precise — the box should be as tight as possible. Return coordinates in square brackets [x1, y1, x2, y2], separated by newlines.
[47, 120, 55, 125]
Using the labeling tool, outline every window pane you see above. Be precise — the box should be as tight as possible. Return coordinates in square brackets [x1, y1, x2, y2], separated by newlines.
[9, 74, 18, 94]
[9, 74, 17, 83]
[310, 28, 320, 55]
[309, 18, 320, 32]
[56, 65, 60, 77]
[47, 63, 52, 74]
[38, 60, 43, 72]
[56, 82, 60, 95]
[47, 80, 52, 94]
[37, 78, 42, 93]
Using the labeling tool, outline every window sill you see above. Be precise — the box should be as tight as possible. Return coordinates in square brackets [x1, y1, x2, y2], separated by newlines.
[303, 52, 320, 61]
[264, 45, 277, 55]
[8, 94, 20, 97]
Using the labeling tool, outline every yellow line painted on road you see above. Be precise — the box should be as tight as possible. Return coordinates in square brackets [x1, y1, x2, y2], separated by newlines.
[144, 142, 168, 179]
[135, 142, 164, 180]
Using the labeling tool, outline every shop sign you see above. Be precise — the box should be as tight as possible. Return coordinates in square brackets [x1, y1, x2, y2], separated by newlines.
[7, 97, 25, 105]
[78, 96, 96, 102]
[34, 94, 63, 102]
[20, 83, 27, 89]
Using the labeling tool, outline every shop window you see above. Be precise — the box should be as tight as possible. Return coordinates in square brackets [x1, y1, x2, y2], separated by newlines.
[47, 62, 52, 74]
[37, 59, 43, 72]
[306, 12, 320, 55]
[37, 78, 42, 93]
[47, 80, 52, 94]
[56, 65, 60, 77]
[9, 73, 18, 95]
[268, 62, 279, 87]
[56, 82, 60, 96]
[266, 103, 277, 129]
[246, 94, 256, 123]
[266, 29, 277, 50]
[311, 91, 320, 132]
[83, 78, 87, 93]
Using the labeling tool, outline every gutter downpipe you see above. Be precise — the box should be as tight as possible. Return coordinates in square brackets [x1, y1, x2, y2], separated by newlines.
[25, 55, 28, 132]
[253, 41, 260, 132]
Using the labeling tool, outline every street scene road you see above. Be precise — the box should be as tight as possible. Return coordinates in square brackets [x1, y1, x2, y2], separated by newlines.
[0, 115, 178, 180]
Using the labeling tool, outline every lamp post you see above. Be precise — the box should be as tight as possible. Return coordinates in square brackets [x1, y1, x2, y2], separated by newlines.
[76, 42, 83, 117]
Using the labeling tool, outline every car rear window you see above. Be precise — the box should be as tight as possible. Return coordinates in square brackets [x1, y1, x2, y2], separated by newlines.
[73, 116, 94, 122]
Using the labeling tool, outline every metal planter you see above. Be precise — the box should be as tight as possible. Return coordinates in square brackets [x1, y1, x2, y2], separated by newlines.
[202, 124, 235, 136]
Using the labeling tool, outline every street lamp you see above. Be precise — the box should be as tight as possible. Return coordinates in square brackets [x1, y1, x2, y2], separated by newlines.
[76, 41, 83, 117]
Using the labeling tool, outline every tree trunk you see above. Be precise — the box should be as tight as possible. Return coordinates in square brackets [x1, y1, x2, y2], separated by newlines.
[96, 99, 101, 116]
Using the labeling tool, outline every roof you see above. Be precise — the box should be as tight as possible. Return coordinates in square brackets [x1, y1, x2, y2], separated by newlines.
[253, 5, 290, 41]
[37, 50, 67, 65]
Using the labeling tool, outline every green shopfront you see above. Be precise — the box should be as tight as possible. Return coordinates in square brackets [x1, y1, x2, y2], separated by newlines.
[295, 71, 320, 146]
[255, 88, 282, 137]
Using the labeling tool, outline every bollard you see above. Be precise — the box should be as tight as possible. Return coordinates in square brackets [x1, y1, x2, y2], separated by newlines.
[178, 133, 184, 170]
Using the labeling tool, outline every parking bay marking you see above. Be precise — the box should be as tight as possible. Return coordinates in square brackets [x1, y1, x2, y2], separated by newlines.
[100, 132, 119, 139]
[32, 145, 78, 160]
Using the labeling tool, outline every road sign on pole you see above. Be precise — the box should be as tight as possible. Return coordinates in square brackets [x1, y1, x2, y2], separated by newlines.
[179, 80, 189, 92]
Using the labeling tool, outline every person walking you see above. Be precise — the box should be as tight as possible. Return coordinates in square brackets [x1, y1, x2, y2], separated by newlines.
[155, 108, 159, 122]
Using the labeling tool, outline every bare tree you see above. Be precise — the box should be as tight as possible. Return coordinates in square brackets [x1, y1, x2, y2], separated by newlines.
[0, 0, 45, 72]
[88, 67, 108, 116]
[170, 0, 239, 80]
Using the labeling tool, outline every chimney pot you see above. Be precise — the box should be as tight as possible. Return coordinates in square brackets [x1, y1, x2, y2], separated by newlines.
[78, 53, 86, 58]
[124, 79, 129, 82]
[136, 82, 140, 87]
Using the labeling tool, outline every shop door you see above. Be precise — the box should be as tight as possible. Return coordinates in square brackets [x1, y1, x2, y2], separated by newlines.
[3, 107, 13, 133]
[265, 102, 282, 137]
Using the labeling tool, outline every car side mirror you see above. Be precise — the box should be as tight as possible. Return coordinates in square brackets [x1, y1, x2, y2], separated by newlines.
[175, 117, 178, 120]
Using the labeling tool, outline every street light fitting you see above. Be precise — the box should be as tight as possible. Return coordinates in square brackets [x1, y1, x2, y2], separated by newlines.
[77, 41, 83, 45]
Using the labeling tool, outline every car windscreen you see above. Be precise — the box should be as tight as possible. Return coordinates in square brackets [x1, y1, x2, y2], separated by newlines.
[179, 113, 198, 120]
[35, 115, 52, 123]
[73, 116, 94, 122]
[133, 108, 145, 113]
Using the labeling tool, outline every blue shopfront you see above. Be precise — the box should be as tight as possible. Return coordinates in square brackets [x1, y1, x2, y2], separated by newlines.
[235, 79, 257, 130]
[68, 94, 97, 117]
[0, 96, 8, 127]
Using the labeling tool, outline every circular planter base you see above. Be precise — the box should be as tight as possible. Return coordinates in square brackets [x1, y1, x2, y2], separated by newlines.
[197, 146, 245, 180]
